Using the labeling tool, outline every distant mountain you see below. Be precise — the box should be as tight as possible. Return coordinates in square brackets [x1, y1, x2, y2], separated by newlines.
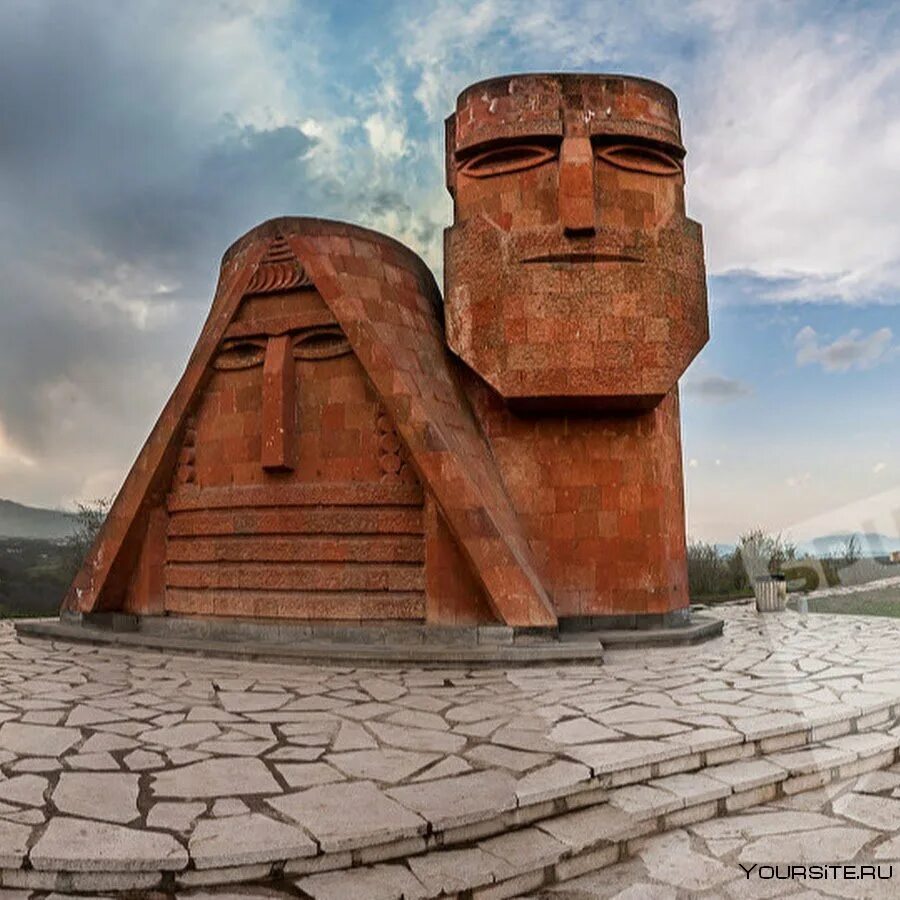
[799, 532, 900, 558]
[0, 499, 77, 540]
[704, 534, 900, 559]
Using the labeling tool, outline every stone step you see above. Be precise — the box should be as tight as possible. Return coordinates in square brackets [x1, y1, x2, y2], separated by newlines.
[288, 729, 900, 900]
[4, 712, 898, 895]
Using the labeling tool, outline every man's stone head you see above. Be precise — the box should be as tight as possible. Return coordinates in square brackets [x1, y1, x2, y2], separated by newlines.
[445, 73, 708, 408]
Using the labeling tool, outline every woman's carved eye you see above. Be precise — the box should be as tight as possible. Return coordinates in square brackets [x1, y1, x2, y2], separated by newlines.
[212, 339, 266, 370]
[595, 144, 682, 176]
[458, 144, 557, 178]
[293, 327, 351, 361]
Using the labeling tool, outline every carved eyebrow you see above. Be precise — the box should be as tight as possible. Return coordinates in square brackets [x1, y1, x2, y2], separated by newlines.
[456, 135, 560, 159]
[220, 336, 267, 348]
[224, 311, 337, 340]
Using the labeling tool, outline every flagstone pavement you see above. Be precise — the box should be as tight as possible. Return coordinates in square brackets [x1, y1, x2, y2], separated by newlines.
[3, 603, 900, 897]
[530, 763, 900, 899]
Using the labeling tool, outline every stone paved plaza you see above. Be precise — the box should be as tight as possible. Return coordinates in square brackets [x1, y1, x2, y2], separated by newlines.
[4, 605, 900, 896]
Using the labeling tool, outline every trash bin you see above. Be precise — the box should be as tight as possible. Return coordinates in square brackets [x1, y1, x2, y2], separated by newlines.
[754, 574, 787, 612]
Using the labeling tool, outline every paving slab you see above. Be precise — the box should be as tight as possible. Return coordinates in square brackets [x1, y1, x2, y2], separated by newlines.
[691, 810, 844, 840]
[407, 846, 505, 894]
[737, 825, 877, 863]
[548, 717, 621, 744]
[638, 831, 733, 893]
[152, 759, 281, 798]
[515, 760, 594, 804]
[52, 773, 140, 823]
[146, 802, 206, 832]
[0, 819, 33, 867]
[480, 826, 569, 872]
[832, 792, 900, 830]
[189, 813, 316, 868]
[0, 774, 48, 807]
[538, 803, 644, 852]
[267, 781, 427, 851]
[295, 863, 427, 900]
[387, 770, 518, 830]
[29, 817, 188, 871]
[650, 772, 731, 805]
[705, 758, 786, 792]
[368, 721, 467, 753]
[0, 722, 80, 756]
[140, 722, 222, 748]
[210, 798, 250, 817]
[275, 762, 343, 789]
[326, 749, 437, 783]
[65, 751, 119, 770]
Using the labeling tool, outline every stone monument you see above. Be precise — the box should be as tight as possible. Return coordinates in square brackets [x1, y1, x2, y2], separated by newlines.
[61, 73, 710, 647]
[444, 74, 708, 627]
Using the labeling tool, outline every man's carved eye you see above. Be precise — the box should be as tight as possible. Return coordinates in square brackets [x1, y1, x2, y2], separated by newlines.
[458, 144, 557, 178]
[212, 339, 266, 370]
[293, 327, 351, 361]
[595, 144, 682, 176]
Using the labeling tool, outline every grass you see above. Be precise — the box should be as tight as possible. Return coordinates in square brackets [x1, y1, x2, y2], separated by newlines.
[788, 586, 900, 619]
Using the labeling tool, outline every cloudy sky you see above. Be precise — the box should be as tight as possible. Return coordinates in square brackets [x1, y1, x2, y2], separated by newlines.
[0, 0, 897, 544]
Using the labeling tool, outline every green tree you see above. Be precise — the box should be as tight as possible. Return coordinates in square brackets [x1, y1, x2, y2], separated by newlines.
[63, 497, 111, 581]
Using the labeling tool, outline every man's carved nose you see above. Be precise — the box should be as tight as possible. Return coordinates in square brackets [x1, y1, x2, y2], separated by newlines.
[559, 136, 595, 235]
[261, 334, 296, 471]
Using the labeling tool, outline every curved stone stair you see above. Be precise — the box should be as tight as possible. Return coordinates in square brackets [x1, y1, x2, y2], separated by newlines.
[288, 728, 900, 899]
[4, 702, 899, 897]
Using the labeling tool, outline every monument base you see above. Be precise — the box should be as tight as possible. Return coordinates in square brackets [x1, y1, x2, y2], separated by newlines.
[15, 604, 724, 665]
[559, 607, 723, 649]
[15, 613, 600, 667]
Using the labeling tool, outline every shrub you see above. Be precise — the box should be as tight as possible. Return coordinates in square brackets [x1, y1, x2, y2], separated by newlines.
[688, 529, 802, 599]
[62, 497, 111, 581]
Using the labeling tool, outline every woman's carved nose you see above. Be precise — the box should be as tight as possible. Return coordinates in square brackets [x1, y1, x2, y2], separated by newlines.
[261, 334, 295, 471]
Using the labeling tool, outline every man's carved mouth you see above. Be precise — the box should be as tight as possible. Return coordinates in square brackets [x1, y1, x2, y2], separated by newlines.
[521, 252, 643, 264]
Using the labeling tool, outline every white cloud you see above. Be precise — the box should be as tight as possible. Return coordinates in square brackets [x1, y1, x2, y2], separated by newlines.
[683, 373, 753, 402]
[403, 0, 502, 119]
[364, 112, 407, 159]
[687, 11, 900, 301]
[0, 422, 36, 472]
[75, 264, 179, 331]
[874, 462, 887, 474]
[786, 472, 812, 488]
[794, 325, 896, 372]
